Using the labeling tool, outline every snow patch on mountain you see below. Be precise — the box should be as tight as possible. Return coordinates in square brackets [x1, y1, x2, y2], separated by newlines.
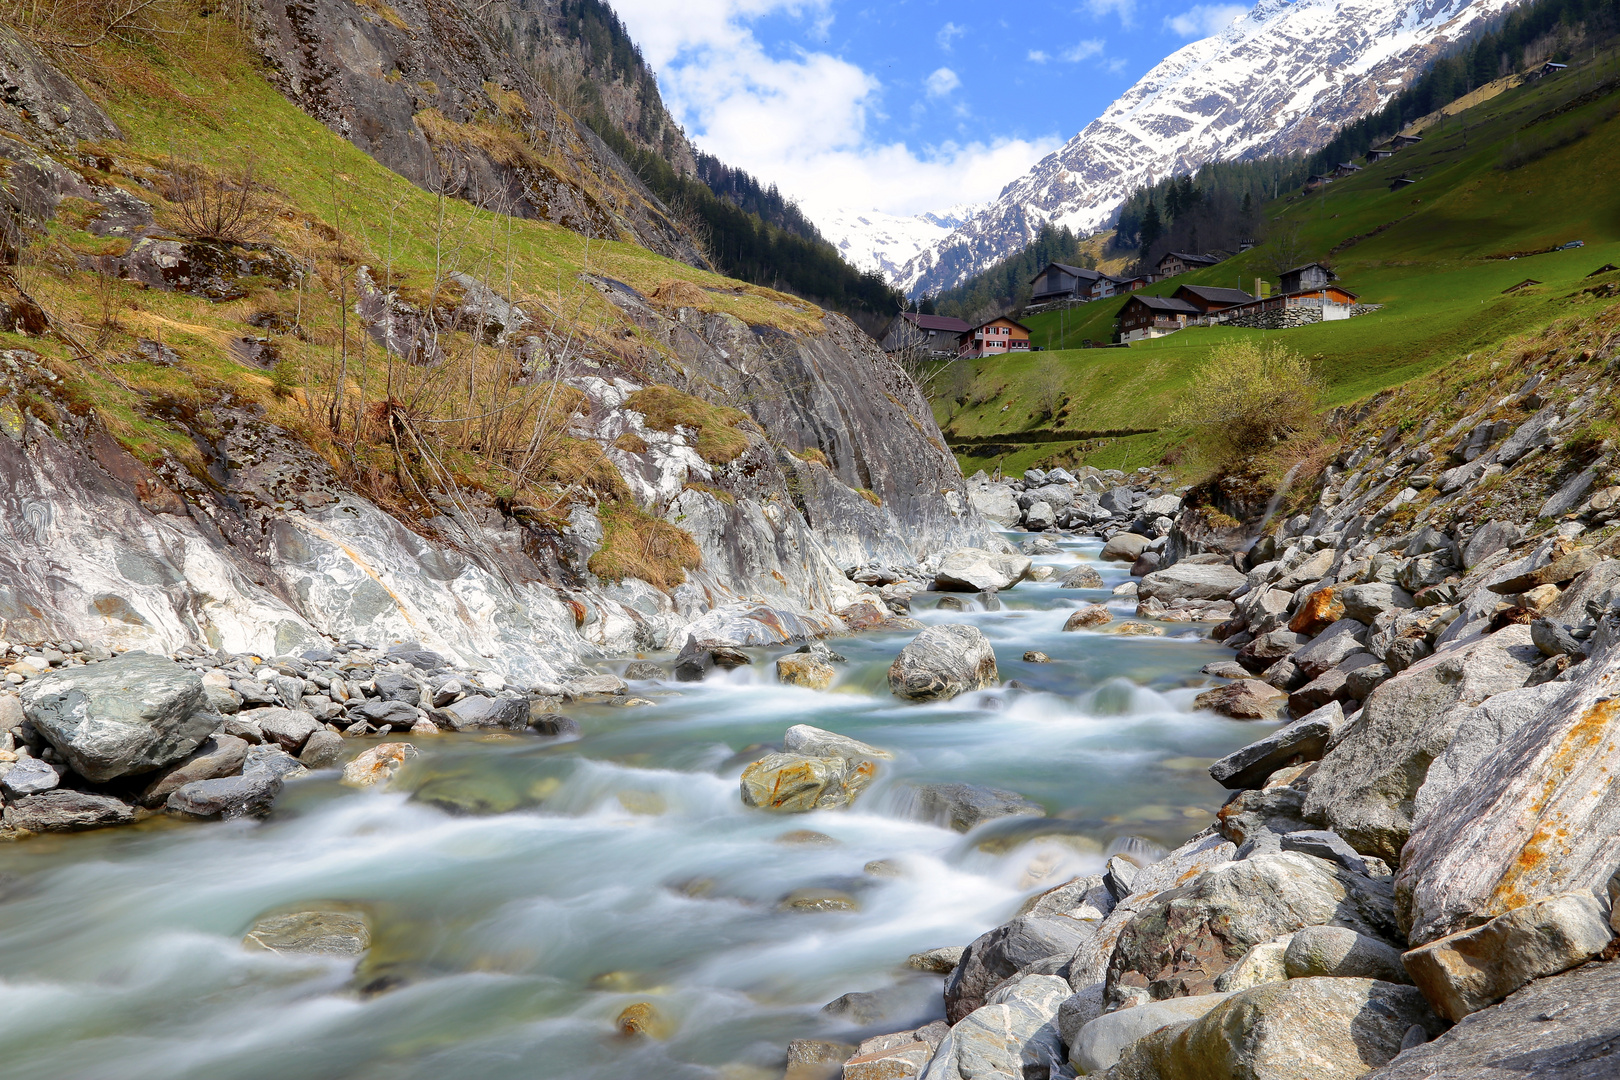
[816, 204, 981, 282]
[893, 0, 1525, 296]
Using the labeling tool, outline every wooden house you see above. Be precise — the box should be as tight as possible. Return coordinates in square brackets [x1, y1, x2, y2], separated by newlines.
[881, 312, 972, 357]
[958, 317, 1032, 358]
[1304, 174, 1335, 191]
[1331, 161, 1363, 177]
[1173, 284, 1255, 314]
[1279, 262, 1337, 293]
[1220, 285, 1360, 323]
[1029, 262, 1117, 304]
[1116, 295, 1200, 341]
[1366, 145, 1396, 162]
[1112, 275, 1153, 292]
[1155, 251, 1221, 278]
[1537, 61, 1568, 78]
[1389, 176, 1417, 192]
[1389, 134, 1424, 149]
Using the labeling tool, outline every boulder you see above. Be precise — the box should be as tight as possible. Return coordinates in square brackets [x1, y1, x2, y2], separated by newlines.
[1139, 562, 1246, 603]
[1273, 548, 1336, 592]
[244, 744, 308, 781]
[1292, 620, 1370, 679]
[1063, 605, 1113, 630]
[1025, 500, 1055, 530]
[1193, 679, 1288, 720]
[782, 724, 891, 761]
[887, 624, 997, 702]
[529, 712, 581, 737]
[1110, 621, 1164, 636]
[910, 781, 1044, 832]
[1338, 583, 1414, 625]
[1288, 653, 1382, 713]
[946, 920, 1089, 1022]
[935, 549, 1032, 592]
[1236, 630, 1309, 674]
[243, 909, 371, 956]
[1402, 892, 1614, 1021]
[841, 1040, 933, 1080]
[1489, 546, 1605, 595]
[1209, 702, 1342, 789]
[1288, 587, 1345, 636]
[139, 733, 249, 807]
[1213, 936, 1293, 992]
[0, 756, 59, 798]
[967, 484, 1021, 527]
[1109, 978, 1443, 1080]
[1059, 565, 1104, 588]
[1100, 486, 1137, 514]
[20, 652, 213, 782]
[739, 753, 875, 812]
[7, 789, 135, 832]
[673, 635, 714, 682]
[432, 695, 528, 731]
[1409, 683, 1566, 829]
[1302, 625, 1541, 864]
[1131, 551, 1161, 577]
[1100, 533, 1150, 562]
[1462, 520, 1520, 570]
[1070, 992, 1232, 1075]
[927, 975, 1070, 1080]
[776, 655, 836, 690]
[166, 769, 282, 819]
[907, 946, 965, 973]
[1104, 852, 1399, 1009]
[372, 672, 421, 704]
[340, 743, 416, 788]
[348, 699, 423, 729]
[256, 708, 322, 753]
[298, 728, 344, 768]
[1284, 926, 1410, 983]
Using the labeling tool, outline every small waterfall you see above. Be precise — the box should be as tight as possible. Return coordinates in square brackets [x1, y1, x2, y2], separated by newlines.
[1246, 461, 1304, 550]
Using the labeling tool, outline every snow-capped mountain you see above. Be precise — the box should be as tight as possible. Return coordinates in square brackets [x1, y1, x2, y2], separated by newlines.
[816, 204, 980, 281]
[896, 0, 1524, 296]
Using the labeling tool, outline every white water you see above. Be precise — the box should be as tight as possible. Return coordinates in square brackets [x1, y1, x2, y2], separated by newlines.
[0, 540, 1268, 1080]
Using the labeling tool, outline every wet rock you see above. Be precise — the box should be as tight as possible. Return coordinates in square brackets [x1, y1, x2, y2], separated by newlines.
[945, 916, 1093, 1022]
[20, 652, 213, 782]
[907, 945, 965, 973]
[673, 635, 714, 682]
[372, 672, 421, 705]
[1023, 650, 1050, 663]
[887, 624, 997, 702]
[615, 1002, 671, 1038]
[911, 781, 1044, 832]
[739, 753, 876, 812]
[1284, 925, 1410, 983]
[340, 743, 416, 788]
[623, 661, 668, 681]
[1139, 561, 1246, 603]
[933, 549, 1032, 592]
[244, 744, 308, 782]
[1209, 702, 1342, 789]
[298, 729, 344, 768]
[166, 769, 282, 819]
[779, 887, 859, 913]
[1109, 977, 1443, 1080]
[1059, 565, 1104, 588]
[0, 755, 58, 798]
[1402, 892, 1614, 1021]
[432, 695, 527, 731]
[1201, 660, 1252, 679]
[1303, 625, 1540, 864]
[1063, 605, 1113, 630]
[1101, 532, 1150, 562]
[823, 987, 908, 1025]
[1110, 621, 1164, 636]
[242, 909, 371, 956]
[788, 1038, 857, 1080]
[1194, 679, 1288, 720]
[528, 712, 581, 738]
[782, 724, 891, 762]
[8, 790, 135, 832]
[139, 733, 249, 807]
[776, 654, 836, 690]
[932, 975, 1071, 1080]
[255, 708, 322, 754]
[841, 1039, 932, 1080]
[348, 699, 422, 729]
[1071, 991, 1232, 1075]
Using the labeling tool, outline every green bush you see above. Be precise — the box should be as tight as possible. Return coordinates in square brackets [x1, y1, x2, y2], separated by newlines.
[1171, 339, 1322, 464]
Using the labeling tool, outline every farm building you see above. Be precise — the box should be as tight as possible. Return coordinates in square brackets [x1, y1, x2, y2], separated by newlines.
[1389, 134, 1424, 149]
[1116, 295, 1200, 341]
[1331, 161, 1363, 177]
[1218, 285, 1362, 328]
[1304, 174, 1336, 191]
[1279, 262, 1337, 293]
[1390, 176, 1417, 191]
[1155, 251, 1222, 277]
[1173, 284, 1256, 314]
[959, 317, 1032, 358]
[1366, 145, 1396, 162]
[1029, 262, 1119, 305]
[881, 312, 972, 357]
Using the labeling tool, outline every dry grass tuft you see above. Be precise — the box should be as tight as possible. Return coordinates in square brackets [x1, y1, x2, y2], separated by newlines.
[625, 384, 752, 465]
[588, 503, 702, 591]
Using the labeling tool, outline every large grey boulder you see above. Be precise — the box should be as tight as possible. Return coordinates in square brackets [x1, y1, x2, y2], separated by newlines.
[924, 975, 1070, 1080]
[1402, 892, 1614, 1021]
[1337, 583, 1414, 625]
[166, 768, 283, 820]
[1059, 565, 1104, 588]
[782, 724, 891, 762]
[1209, 702, 1343, 789]
[254, 708, 322, 754]
[139, 733, 249, 807]
[1104, 852, 1399, 1009]
[1358, 957, 1620, 1079]
[8, 790, 136, 832]
[1070, 992, 1230, 1075]
[944, 915, 1093, 1022]
[1139, 561, 1246, 603]
[934, 549, 1032, 592]
[432, 694, 528, 731]
[1302, 625, 1540, 863]
[1024, 500, 1055, 530]
[888, 624, 998, 702]
[967, 484, 1020, 527]
[1284, 925, 1410, 983]
[1462, 520, 1520, 570]
[909, 781, 1044, 832]
[738, 753, 875, 812]
[1109, 978, 1444, 1080]
[1100, 532, 1149, 562]
[1409, 683, 1566, 826]
[1291, 620, 1369, 679]
[20, 653, 214, 782]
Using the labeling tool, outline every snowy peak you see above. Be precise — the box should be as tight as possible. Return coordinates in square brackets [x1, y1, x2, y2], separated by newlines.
[896, 0, 1525, 296]
[815, 204, 982, 281]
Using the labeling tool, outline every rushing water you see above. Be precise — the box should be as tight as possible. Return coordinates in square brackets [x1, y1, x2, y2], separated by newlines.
[0, 539, 1266, 1080]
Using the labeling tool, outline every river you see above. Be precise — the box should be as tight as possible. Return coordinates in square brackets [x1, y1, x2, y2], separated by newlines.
[0, 538, 1263, 1080]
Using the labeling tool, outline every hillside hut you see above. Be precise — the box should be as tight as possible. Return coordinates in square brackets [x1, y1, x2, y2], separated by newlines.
[881, 312, 971, 357]
[1279, 262, 1337, 293]
[1173, 284, 1255, 314]
[1116, 295, 1200, 341]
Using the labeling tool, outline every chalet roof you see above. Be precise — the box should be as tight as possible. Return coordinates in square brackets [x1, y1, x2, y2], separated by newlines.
[901, 312, 972, 333]
[1125, 295, 1200, 314]
[1336, 162, 1362, 171]
[1163, 251, 1220, 266]
[1030, 261, 1105, 284]
[1390, 177, 1417, 187]
[1281, 262, 1338, 280]
[964, 316, 1033, 334]
[1176, 285, 1256, 306]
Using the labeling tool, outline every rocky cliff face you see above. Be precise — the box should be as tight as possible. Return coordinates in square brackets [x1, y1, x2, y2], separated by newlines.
[897, 0, 1524, 296]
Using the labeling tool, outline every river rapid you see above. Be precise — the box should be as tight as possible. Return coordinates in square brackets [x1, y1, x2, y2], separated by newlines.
[0, 539, 1265, 1080]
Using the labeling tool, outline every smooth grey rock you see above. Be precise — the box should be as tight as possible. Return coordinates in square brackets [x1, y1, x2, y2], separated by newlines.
[220, 715, 264, 744]
[567, 673, 629, 697]
[1462, 520, 1520, 570]
[1100, 532, 1149, 562]
[910, 781, 1043, 832]
[1056, 982, 1107, 1049]
[1284, 925, 1411, 983]
[1541, 467, 1599, 518]
[1292, 620, 1370, 679]
[528, 712, 580, 737]
[782, 724, 891, 762]
[1303, 625, 1540, 863]
[967, 484, 1020, 526]
[1338, 583, 1415, 625]
[1213, 936, 1293, 992]
[1109, 978, 1444, 1080]
[1403, 892, 1614, 1021]
[1139, 561, 1246, 603]
[1236, 629, 1310, 673]
[298, 728, 344, 768]
[1059, 564, 1104, 588]
[348, 698, 421, 728]
[166, 769, 283, 819]
[1071, 992, 1232, 1075]
[255, 708, 321, 753]
[243, 744, 308, 782]
[0, 755, 59, 797]
[934, 549, 1032, 592]
[1409, 683, 1566, 830]
[1279, 830, 1378, 877]
[1497, 404, 1560, 465]
[19, 653, 211, 782]
[1104, 854, 1139, 902]
[1530, 616, 1583, 657]
[372, 672, 421, 704]
[1209, 702, 1342, 789]
[924, 975, 1070, 1080]
[243, 909, 370, 956]
[888, 624, 997, 702]
[8, 789, 135, 832]
[944, 915, 1093, 1023]
[674, 635, 714, 682]
[432, 695, 527, 731]
[1024, 500, 1055, 530]
[139, 733, 249, 807]
[907, 945, 966, 973]
[1100, 486, 1136, 515]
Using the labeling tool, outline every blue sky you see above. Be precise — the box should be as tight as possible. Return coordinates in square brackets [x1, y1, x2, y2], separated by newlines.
[607, 0, 1251, 221]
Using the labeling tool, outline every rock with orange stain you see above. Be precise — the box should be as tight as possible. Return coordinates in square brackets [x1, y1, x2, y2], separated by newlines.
[1397, 640, 1620, 946]
[738, 752, 876, 812]
[1288, 586, 1344, 636]
[339, 742, 417, 788]
[615, 1001, 673, 1039]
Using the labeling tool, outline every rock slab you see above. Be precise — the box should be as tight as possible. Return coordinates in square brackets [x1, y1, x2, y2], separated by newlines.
[888, 624, 998, 702]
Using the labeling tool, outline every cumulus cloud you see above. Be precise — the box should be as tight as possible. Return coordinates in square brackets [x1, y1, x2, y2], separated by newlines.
[1164, 3, 1248, 38]
[607, 0, 1062, 220]
[1083, 0, 1137, 29]
[1028, 49, 1050, 63]
[937, 21, 966, 50]
[1062, 39, 1106, 62]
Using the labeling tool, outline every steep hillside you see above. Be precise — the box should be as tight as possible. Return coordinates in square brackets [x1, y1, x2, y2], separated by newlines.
[0, 4, 990, 681]
[899, 0, 1525, 297]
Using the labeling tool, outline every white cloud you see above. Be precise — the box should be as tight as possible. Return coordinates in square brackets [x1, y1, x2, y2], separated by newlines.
[605, 0, 1061, 223]
[1164, 3, 1248, 38]
[1062, 39, 1106, 62]
[925, 67, 961, 97]
[937, 21, 966, 50]
[1027, 49, 1050, 63]
[1083, 0, 1137, 29]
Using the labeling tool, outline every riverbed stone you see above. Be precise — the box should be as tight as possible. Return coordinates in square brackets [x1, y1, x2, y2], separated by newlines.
[340, 743, 416, 788]
[945, 915, 1093, 1022]
[1071, 991, 1232, 1075]
[968, 484, 1020, 527]
[931, 974, 1070, 1079]
[1291, 620, 1369, 679]
[19, 652, 213, 782]
[7, 789, 136, 832]
[1338, 583, 1415, 625]
[166, 769, 283, 819]
[1401, 892, 1615, 1022]
[1284, 925, 1411, 983]
[139, 733, 249, 807]
[776, 654, 836, 690]
[782, 724, 891, 762]
[1237, 629, 1310, 673]
[907, 945, 965, 973]
[888, 624, 997, 702]
[254, 708, 322, 754]
[1101, 533, 1149, 562]
[529, 711, 580, 737]
[934, 549, 1032, 592]
[298, 728, 344, 768]
[1063, 605, 1112, 630]
[0, 755, 58, 798]
[1288, 587, 1345, 636]
[1213, 936, 1294, 992]
[1108, 977, 1444, 1080]
[243, 908, 371, 956]
[432, 695, 527, 731]
[1060, 565, 1104, 588]
[1139, 561, 1246, 603]
[739, 752, 876, 812]
[1209, 701, 1342, 789]
[1194, 679, 1288, 720]
[910, 781, 1044, 832]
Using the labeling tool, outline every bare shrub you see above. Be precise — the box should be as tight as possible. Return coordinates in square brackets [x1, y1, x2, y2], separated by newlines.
[1, 0, 183, 49]
[167, 155, 276, 244]
[1171, 339, 1322, 466]
[1031, 363, 1067, 421]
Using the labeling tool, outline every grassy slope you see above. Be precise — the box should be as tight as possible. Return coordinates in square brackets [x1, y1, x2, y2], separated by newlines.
[945, 51, 1620, 475]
